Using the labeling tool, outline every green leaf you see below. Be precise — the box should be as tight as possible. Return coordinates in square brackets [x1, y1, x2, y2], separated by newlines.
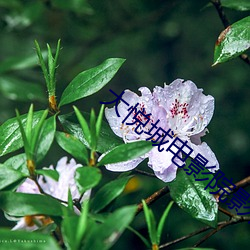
[90, 108, 97, 150]
[0, 111, 44, 157]
[157, 201, 174, 244]
[47, 44, 54, 86]
[62, 201, 89, 250]
[35, 40, 50, 90]
[50, 40, 61, 95]
[36, 116, 56, 162]
[168, 169, 218, 227]
[83, 205, 137, 250]
[4, 154, 28, 175]
[59, 58, 125, 106]
[149, 209, 157, 244]
[30, 109, 49, 158]
[73, 106, 91, 146]
[142, 200, 157, 245]
[75, 167, 102, 194]
[56, 131, 89, 165]
[96, 104, 105, 140]
[36, 169, 59, 181]
[0, 164, 27, 190]
[127, 226, 151, 248]
[91, 176, 132, 213]
[221, 0, 250, 11]
[0, 192, 65, 216]
[59, 112, 123, 153]
[35, 222, 57, 234]
[213, 16, 250, 65]
[15, 109, 30, 158]
[62, 215, 80, 250]
[44, 40, 61, 96]
[0, 76, 46, 102]
[97, 141, 152, 166]
[76, 201, 89, 248]
[67, 188, 74, 212]
[0, 228, 60, 250]
[25, 104, 34, 143]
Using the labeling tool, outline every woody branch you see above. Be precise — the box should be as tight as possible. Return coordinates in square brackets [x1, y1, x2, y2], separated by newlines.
[137, 175, 250, 248]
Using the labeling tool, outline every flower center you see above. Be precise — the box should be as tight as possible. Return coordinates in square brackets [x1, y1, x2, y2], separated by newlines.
[131, 103, 152, 124]
[170, 99, 190, 122]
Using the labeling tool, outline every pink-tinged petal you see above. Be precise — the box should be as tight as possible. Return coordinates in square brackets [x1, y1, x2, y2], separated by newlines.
[105, 88, 155, 142]
[190, 128, 208, 145]
[104, 156, 146, 172]
[105, 90, 141, 139]
[80, 189, 91, 203]
[148, 148, 179, 182]
[151, 105, 170, 131]
[138, 86, 152, 96]
[105, 106, 124, 138]
[138, 87, 154, 113]
[154, 164, 178, 183]
[153, 79, 214, 136]
[55, 156, 77, 172]
[38, 165, 58, 195]
[41, 157, 82, 201]
[13, 157, 91, 230]
[16, 178, 40, 194]
[191, 142, 219, 173]
[37, 157, 84, 202]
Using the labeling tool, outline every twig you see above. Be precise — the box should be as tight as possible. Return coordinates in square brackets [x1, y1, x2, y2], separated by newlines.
[218, 206, 234, 218]
[217, 175, 250, 201]
[211, 0, 250, 66]
[159, 216, 250, 249]
[159, 175, 250, 248]
[33, 177, 68, 204]
[193, 216, 250, 247]
[211, 0, 230, 27]
[239, 53, 250, 65]
[159, 224, 212, 249]
[232, 175, 250, 190]
[136, 186, 170, 215]
[134, 169, 157, 178]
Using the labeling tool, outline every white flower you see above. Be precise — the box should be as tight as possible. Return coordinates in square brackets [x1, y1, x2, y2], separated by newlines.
[12, 157, 90, 231]
[103, 79, 219, 182]
[153, 79, 219, 172]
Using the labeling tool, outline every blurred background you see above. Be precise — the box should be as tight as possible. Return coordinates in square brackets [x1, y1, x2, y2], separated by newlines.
[0, 0, 249, 249]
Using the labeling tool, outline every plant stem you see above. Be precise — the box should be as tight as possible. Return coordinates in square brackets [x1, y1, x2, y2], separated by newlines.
[134, 169, 156, 178]
[193, 216, 250, 247]
[136, 186, 169, 215]
[159, 175, 250, 248]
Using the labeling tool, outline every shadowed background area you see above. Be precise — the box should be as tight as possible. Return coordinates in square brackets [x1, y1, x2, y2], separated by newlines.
[0, 0, 249, 249]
